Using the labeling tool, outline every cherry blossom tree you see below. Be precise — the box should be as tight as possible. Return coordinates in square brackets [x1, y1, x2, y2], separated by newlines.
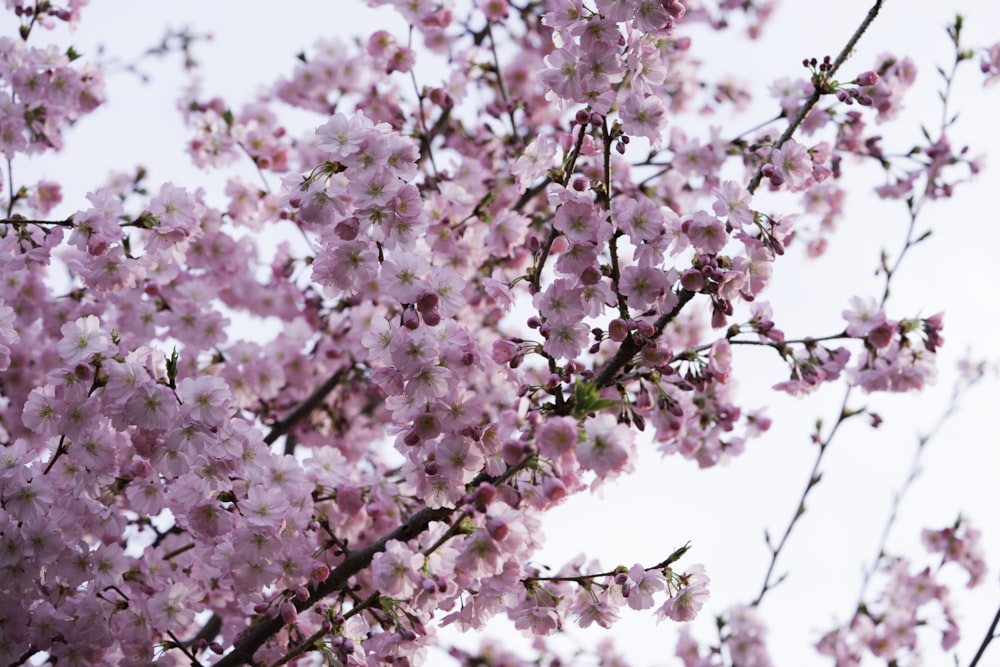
[0, 1, 997, 666]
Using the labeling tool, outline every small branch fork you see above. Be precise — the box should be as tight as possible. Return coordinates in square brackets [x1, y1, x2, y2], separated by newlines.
[746, 0, 884, 195]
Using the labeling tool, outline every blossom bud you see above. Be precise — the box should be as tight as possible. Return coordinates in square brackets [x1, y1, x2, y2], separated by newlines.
[608, 318, 629, 342]
[413, 412, 442, 440]
[580, 266, 602, 285]
[473, 483, 497, 511]
[680, 268, 705, 291]
[131, 459, 153, 478]
[342, 638, 355, 654]
[424, 460, 440, 476]
[867, 321, 896, 348]
[575, 109, 591, 125]
[429, 87, 453, 109]
[402, 309, 420, 330]
[421, 307, 441, 326]
[486, 517, 509, 541]
[280, 601, 298, 624]
[542, 476, 567, 503]
[311, 562, 330, 582]
[856, 70, 879, 86]
[501, 439, 526, 464]
[334, 218, 359, 240]
[295, 586, 310, 602]
[491, 339, 519, 364]
[416, 290, 439, 313]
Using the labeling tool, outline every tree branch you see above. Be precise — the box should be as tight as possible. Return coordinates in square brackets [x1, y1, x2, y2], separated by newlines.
[214, 505, 453, 667]
[263, 369, 345, 445]
[746, 0, 884, 195]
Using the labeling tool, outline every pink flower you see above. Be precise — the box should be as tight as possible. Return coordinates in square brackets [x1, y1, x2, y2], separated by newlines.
[842, 296, 886, 337]
[380, 254, 429, 303]
[511, 135, 557, 193]
[177, 375, 232, 425]
[536, 416, 579, 457]
[553, 198, 600, 243]
[22, 385, 62, 436]
[577, 414, 634, 479]
[240, 484, 291, 528]
[982, 42, 1000, 87]
[56, 315, 115, 365]
[619, 92, 668, 148]
[534, 279, 585, 323]
[712, 180, 754, 229]
[683, 211, 728, 254]
[616, 196, 665, 243]
[543, 320, 590, 360]
[625, 563, 665, 611]
[372, 539, 421, 598]
[316, 111, 369, 159]
[657, 564, 710, 622]
[771, 140, 813, 191]
[619, 265, 668, 311]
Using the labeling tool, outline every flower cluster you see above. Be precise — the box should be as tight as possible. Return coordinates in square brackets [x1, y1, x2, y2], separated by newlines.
[817, 521, 987, 665]
[0, 1, 994, 666]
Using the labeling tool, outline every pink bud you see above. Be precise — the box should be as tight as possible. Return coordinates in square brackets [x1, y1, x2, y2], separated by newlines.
[680, 268, 705, 292]
[542, 476, 567, 503]
[608, 318, 629, 342]
[491, 339, 519, 364]
[280, 601, 298, 624]
[473, 483, 497, 511]
[486, 517, 509, 541]
[416, 290, 439, 313]
[856, 70, 879, 86]
[311, 562, 330, 582]
[402, 309, 420, 330]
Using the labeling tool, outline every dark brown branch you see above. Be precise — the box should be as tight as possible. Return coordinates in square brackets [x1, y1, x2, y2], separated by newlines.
[213, 505, 452, 667]
[263, 369, 345, 445]
[592, 289, 695, 390]
[1, 217, 75, 226]
[969, 603, 1000, 667]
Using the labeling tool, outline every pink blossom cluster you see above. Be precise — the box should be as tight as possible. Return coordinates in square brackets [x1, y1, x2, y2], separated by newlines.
[0, 33, 103, 159]
[817, 521, 987, 666]
[0, 1, 994, 665]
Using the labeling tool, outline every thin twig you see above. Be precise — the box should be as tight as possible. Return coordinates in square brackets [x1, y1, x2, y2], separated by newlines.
[746, 0, 884, 195]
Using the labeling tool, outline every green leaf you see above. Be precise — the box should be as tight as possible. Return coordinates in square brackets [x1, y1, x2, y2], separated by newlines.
[166, 347, 179, 389]
[571, 380, 620, 417]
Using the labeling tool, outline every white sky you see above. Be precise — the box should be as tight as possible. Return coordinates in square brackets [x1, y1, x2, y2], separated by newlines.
[6, 1, 1000, 665]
